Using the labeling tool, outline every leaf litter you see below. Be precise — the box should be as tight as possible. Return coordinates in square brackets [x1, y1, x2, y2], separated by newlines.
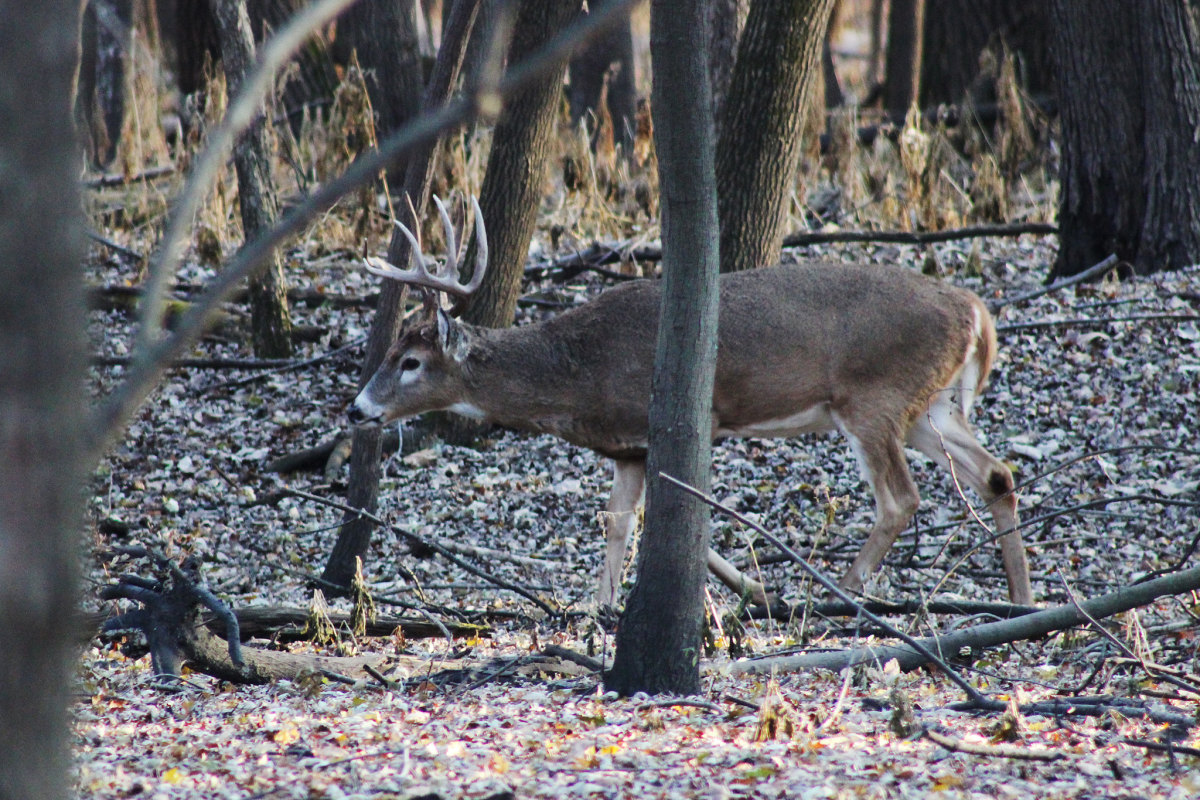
[80, 234, 1200, 798]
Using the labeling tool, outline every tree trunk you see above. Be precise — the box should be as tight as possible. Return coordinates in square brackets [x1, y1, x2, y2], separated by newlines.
[459, 0, 581, 327]
[212, 0, 294, 358]
[76, 0, 133, 168]
[882, 0, 924, 121]
[321, 0, 480, 590]
[335, 0, 425, 184]
[919, 0, 1050, 109]
[606, 0, 719, 697]
[0, 2, 88, 797]
[707, 0, 748, 126]
[1049, 0, 1200, 277]
[568, 0, 636, 153]
[714, 0, 836, 273]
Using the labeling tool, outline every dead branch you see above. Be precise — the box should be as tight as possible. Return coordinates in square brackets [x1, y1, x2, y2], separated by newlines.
[529, 223, 1058, 280]
[922, 727, 1064, 762]
[728, 564, 1200, 677]
[993, 254, 1119, 309]
[101, 546, 389, 683]
[997, 313, 1200, 334]
[83, 164, 175, 188]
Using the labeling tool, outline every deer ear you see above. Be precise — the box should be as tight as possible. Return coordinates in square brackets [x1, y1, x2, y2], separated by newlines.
[436, 307, 470, 362]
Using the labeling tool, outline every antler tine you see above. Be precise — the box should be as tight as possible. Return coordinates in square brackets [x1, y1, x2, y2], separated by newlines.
[462, 195, 488, 295]
[432, 194, 459, 281]
[361, 195, 486, 300]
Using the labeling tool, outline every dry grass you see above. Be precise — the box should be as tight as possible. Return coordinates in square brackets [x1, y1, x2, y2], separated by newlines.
[86, 8, 1056, 287]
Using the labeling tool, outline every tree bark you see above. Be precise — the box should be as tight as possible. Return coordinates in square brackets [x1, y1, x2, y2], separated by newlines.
[322, 0, 481, 590]
[335, 0, 425, 184]
[212, 0, 295, 358]
[606, 0, 719, 697]
[459, 0, 581, 327]
[568, 0, 636, 154]
[0, 2, 88, 797]
[1049, 0, 1200, 277]
[714, 0, 836, 273]
[707, 0, 748, 126]
[882, 0, 924, 121]
[919, 0, 1050, 109]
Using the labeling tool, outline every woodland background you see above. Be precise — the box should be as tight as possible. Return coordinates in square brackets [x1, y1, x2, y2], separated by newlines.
[1, 0, 1199, 798]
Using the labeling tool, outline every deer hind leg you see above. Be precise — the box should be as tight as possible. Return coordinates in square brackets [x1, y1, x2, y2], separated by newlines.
[906, 395, 1032, 604]
[598, 459, 646, 608]
[836, 417, 923, 594]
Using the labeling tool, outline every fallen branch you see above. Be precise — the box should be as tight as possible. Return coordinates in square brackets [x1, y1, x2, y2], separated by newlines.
[922, 727, 1064, 762]
[994, 254, 1119, 309]
[100, 547, 388, 683]
[997, 313, 1200, 334]
[529, 223, 1058, 280]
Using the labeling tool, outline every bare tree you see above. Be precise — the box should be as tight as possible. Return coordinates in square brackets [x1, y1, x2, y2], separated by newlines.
[212, 0, 295, 358]
[882, 0, 924, 121]
[606, 0, 720, 696]
[321, 0, 482, 591]
[715, 0, 836, 273]
[0, 2, 89, 797]
[1048, 0, 1200, 276]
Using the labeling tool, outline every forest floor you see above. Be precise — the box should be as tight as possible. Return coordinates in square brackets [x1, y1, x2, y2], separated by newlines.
[77, 232, 1200, 799]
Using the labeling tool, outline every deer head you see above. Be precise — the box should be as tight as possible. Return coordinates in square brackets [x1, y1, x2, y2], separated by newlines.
[347, 195, 487, 428]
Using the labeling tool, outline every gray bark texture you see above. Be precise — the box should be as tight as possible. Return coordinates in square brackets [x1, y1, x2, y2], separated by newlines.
[606, 0, 720, 697]
[0, 1, 89, 797]
[714, 0, 836, 273]
[1049, 0, 1200, 277]
[213, 0, 295, 358]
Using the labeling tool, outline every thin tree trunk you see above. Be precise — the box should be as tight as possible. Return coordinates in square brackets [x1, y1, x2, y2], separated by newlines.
[1049, 0, 1200, 277]
[0, 1, 88, 796]
[459, 0, 581, 327]
[707, 0, 748, 126]
[606, 0, 719, 697]
[882, 0, 924, 121]
[213, 0, 294, 358]
[714, 0, 836, 273]
[321, 0, 481, 590]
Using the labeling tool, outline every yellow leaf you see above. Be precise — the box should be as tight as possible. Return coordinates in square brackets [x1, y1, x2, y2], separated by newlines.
[272, 726, 301, 745]
[599, 744, 621, 756]
[162, 768, 184, 784]
[490, 753, 510, 774]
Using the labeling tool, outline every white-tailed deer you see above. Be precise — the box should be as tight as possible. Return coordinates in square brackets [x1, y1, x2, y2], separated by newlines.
[348, 197, 1034, 607]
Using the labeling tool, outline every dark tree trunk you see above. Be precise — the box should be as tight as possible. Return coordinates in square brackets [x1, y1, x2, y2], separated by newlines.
[0, 1, 88, 796]
[76, 0, 133, 168]
[883, 0, 924, 121]
[321, 0, 480, 591]
[714, 0, 836, 273]
[171, 0, 338, 125]
[707, 0, 748, 126]
[335, 0, 425, 184]
[568, 0, 636, 153]
[1049, 0, 1200, 277]
[212, 0, 294, 358]
[919, 0, 1050, 109]
[460, 0, 580, 327]
[606, 0, 719, 698]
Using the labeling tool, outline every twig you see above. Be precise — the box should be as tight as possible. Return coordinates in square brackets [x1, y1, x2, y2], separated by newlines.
[83, 164, 175, 188]
[994, 254, 1119, 309]
[85, 229, 145, 262]
[781, 222, 1058, 248]
[922, 727, 1065, 761]
[281, 487, 558, 616]
[1120, 738, 1200, 759]
[998, 313, 1200, 334]
[658, 473, 989, 706]
[1058, 570, 1200, 697]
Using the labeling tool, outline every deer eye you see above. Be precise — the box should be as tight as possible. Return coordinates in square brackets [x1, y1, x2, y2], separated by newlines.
[400, 357, 421, 371]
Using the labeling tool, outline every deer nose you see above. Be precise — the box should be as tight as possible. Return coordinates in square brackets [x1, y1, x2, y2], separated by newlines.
[347, 404, 367, 426]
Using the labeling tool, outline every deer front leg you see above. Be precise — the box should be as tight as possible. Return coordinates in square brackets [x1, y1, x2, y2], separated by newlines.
[598, 459, 646, 608]
[907, 400, 1032, 604]
[837, 428, 921, 594]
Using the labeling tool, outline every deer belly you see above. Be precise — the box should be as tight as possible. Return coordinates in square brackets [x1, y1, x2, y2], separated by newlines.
[715, 404, 836, 439]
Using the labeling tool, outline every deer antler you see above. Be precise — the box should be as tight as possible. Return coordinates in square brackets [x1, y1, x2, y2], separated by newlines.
[362, 195, 488, 299]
